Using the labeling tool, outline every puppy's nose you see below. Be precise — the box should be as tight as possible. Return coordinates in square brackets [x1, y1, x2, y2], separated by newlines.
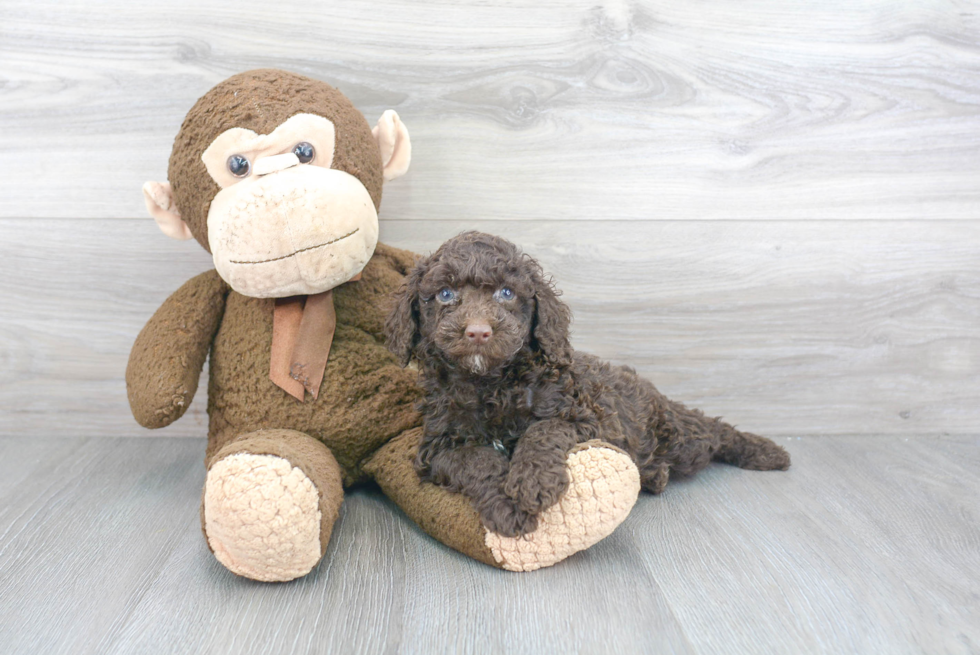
[465, 323, 493, 345]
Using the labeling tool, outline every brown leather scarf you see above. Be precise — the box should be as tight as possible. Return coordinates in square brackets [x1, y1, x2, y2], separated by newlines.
[269, 274, 359, 401]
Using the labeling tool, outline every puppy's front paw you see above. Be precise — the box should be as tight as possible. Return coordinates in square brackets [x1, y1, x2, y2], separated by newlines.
[480, 497, 539, 538]
[503, 459, 568, 515]
[485, 441, 641, 572]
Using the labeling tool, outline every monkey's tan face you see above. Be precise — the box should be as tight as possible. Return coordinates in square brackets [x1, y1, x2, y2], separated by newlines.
[201, 113, 378, 298]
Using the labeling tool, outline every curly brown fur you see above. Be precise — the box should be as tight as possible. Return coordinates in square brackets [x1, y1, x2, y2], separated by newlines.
[385, 231, 790, 537]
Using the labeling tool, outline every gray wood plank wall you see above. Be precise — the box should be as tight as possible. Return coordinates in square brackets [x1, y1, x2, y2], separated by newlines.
[1, 0, 978, 438]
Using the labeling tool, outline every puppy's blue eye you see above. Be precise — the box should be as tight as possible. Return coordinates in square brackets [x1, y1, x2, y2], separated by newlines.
[437, 288, 456, 303]
[497, 287, 515, 301]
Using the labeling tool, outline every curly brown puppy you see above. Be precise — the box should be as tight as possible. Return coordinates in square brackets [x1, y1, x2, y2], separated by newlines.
[385, 231, 790, 537]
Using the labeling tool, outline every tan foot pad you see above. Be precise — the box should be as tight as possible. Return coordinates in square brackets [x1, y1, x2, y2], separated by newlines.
[204, 453, 322, 582]
[485, 443, 641, 572]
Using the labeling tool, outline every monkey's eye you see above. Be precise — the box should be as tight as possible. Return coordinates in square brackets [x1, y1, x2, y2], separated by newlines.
[437, 288, 456, 303]
[227, 154, 251, 178]
[292, 142, 315, 164]
[496, 287, 515, 301]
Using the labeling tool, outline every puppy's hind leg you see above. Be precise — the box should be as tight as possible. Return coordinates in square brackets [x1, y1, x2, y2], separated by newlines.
[651, 394, 790, 477]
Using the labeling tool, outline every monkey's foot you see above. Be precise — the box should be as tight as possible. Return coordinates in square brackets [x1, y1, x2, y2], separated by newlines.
[484, 440, 640, 572]
[204, 453, 324, 582]
[202, 430, 344, 582]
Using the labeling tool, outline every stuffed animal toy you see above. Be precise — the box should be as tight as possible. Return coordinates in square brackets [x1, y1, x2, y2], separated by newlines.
[128, 69, 642, 580]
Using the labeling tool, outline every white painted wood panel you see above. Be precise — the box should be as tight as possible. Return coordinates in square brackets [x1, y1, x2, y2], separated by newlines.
[1, 0, 978, 221]
[1, 218, 976, 438]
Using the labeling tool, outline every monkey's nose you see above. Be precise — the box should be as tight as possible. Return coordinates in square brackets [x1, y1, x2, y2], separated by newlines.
[253, 152, 300, 176]
[465, 323, 493, 345]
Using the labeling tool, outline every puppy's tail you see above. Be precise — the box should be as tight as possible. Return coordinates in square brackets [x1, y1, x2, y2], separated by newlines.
[710, 420, 791, 471]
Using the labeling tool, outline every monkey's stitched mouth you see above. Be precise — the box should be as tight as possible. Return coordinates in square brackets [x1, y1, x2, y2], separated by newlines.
[230, 228, 360, 265]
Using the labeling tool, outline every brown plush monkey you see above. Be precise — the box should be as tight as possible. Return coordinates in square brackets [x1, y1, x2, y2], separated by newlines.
[130, 69, 641, 580]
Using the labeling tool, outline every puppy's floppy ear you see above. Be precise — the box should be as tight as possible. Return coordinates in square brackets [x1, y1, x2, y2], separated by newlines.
[385, 257, 426, 367]
[531, 269, 573, 366]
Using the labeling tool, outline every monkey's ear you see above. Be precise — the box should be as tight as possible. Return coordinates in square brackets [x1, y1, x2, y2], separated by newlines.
[372, 110, 411, 182]
[142, 182, 194, 240]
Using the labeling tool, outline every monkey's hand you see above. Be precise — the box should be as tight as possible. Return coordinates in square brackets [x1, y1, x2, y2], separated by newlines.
[126, 270, 229, 429]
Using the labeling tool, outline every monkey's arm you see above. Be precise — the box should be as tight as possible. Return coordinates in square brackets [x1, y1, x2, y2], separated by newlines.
[126, 270, 229, 429]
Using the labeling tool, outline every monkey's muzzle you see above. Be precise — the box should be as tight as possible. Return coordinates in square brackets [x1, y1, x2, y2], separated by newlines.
[207, 165, 379, 298]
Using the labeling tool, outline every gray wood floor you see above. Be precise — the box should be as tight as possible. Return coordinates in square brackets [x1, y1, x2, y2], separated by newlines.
[1, 435, 977, 655]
